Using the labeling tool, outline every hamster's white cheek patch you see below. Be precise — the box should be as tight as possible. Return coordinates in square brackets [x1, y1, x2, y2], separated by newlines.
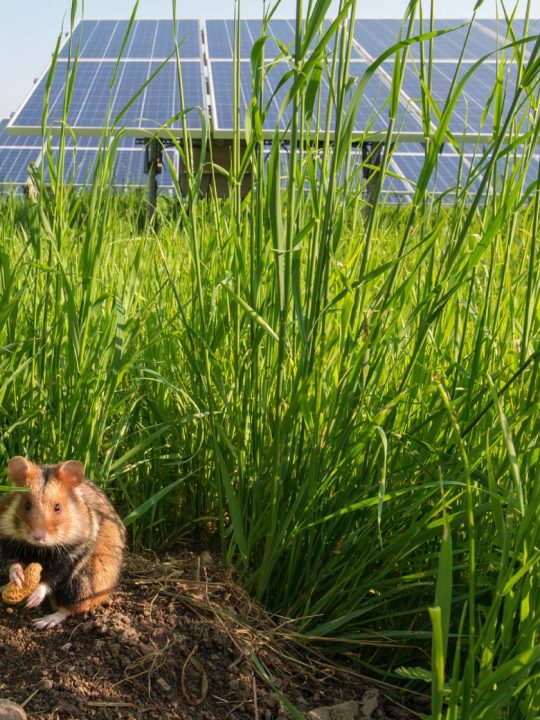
[0, 501, 26, 541]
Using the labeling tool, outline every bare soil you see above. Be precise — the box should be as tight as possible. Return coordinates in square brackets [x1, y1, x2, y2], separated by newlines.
[0, 550, 423, 720]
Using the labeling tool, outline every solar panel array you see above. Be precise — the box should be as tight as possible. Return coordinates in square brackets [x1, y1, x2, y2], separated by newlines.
[2, 17, 539, 199]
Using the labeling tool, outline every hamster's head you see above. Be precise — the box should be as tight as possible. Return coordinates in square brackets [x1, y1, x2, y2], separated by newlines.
[2, 457, 90, 547]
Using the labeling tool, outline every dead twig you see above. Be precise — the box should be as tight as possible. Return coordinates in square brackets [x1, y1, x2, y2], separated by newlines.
[180, 644, 208, 706]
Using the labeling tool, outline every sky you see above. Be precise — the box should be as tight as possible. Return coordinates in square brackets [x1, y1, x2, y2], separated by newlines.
[0, 0, 535, 118]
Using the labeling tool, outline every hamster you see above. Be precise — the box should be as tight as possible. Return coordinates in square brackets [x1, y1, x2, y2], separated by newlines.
[0, 456, 126, 629]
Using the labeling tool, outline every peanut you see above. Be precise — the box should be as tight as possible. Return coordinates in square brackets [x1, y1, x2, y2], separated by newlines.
[2, 563, 42, 604]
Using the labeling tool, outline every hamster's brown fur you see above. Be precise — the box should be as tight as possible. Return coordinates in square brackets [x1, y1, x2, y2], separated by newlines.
[0, 456, 126, 629]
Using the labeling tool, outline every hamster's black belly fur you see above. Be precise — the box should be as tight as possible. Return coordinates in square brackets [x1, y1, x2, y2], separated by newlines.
[0, 538, 93, 606]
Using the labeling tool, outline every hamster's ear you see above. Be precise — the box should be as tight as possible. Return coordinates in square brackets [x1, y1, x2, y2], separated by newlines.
[56, 460, 85, 486]
[8, 456, 31, 486]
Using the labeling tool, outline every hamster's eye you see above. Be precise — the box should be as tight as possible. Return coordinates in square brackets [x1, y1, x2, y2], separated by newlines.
[24, 499, 32, 512]
[54, 503, 61, 513]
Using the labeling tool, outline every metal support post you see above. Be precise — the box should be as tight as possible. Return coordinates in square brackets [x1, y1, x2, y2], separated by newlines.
[362, 141, 384, 207]
[145, 138, 163, 225]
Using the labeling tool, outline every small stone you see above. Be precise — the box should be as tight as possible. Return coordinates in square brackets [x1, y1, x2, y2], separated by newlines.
[5, 608, 13, 615]
[156, 677, 171, 692]
[39, 677, 53, 691]
[0, 699, 27, 720]
[58, 701, 79, 715]
[307, 700, 360, 720]
[199, 551, 212, 566]
[361, 689, 380, 718]
[60, 642, 72, 652]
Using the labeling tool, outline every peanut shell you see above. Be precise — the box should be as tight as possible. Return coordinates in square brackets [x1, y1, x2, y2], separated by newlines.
[2, 563, 42, 604]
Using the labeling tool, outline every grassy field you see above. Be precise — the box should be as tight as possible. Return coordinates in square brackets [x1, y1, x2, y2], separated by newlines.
[1, 0, 539, 717]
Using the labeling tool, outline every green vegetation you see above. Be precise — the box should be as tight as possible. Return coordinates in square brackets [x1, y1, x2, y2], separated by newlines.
[0, 0, 539, 717]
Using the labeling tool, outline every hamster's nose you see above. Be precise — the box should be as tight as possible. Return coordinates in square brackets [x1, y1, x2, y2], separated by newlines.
[32, 529, 48, 544]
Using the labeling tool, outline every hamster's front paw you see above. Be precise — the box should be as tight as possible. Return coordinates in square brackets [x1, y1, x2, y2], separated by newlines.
[33, 609, 68, 630]
[25, 582, 49, 609]
[9, 563, 25, 589]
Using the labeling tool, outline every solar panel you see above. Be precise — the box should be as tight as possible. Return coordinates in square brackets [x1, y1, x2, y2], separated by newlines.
[0, 148, 40, 186]
[0, 120, 42, 188]
[378, 148, 539, 204]
[42, 148, 97, 185]
[114, 148, 177, 187]
[391, 152, 467, 196]
[394, 59, 524, 137]
[209, 58, 425, 137]
[11, 58, 206, 134]
[113, 148, 148, 185]
[0, 116, 173, 191]
[40, 146, 177, 188]
[210, 60, 300, 134]
[10, 19, 206, 137]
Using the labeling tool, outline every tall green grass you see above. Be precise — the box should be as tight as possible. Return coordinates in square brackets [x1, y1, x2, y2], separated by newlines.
[0, 0, 539, 717]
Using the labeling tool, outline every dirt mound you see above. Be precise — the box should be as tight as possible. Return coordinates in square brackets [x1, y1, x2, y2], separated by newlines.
[0, 551, 420, 719]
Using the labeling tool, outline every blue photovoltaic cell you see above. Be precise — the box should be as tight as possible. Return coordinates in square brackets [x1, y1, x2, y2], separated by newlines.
[269, 147, 487, 204]
[60, 19, 201, 59]
[12, 60, 206, 131]
[1, 114, 172, 190]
